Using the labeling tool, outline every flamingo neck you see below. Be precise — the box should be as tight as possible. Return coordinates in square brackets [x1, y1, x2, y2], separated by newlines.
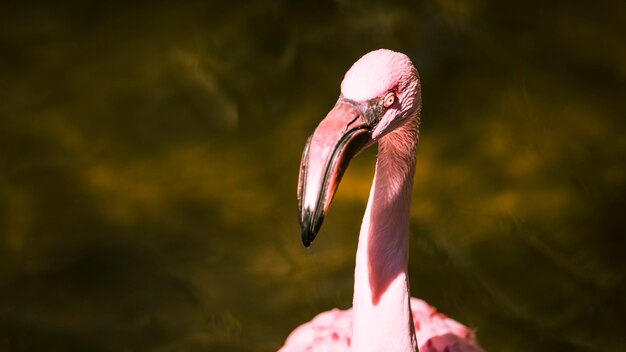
[351, 120, 419, 352]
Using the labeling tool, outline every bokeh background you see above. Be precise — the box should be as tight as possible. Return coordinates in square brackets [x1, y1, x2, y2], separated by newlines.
[1, 1, 625, 351]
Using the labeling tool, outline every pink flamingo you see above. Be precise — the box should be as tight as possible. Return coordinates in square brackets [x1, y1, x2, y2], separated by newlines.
[280, 49, 484, 352]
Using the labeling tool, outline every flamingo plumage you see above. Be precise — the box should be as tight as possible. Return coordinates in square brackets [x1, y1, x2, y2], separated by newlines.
[281, 49, 484, 352]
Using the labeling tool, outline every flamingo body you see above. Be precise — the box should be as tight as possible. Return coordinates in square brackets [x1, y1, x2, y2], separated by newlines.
[283, 49, 484, 351]
[280, 298, 482, 352]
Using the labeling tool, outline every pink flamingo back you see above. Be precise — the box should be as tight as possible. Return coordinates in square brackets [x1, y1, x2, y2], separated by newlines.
[280, 298, 483, 352]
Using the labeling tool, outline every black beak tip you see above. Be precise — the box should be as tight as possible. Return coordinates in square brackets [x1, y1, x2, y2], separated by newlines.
[301, 223, 317, 247]
[302, 234, 312, 247]
[299, 209, 323, 248]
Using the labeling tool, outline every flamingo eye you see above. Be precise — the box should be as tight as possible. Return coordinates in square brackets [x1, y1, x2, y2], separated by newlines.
[383, 92, 395, 108]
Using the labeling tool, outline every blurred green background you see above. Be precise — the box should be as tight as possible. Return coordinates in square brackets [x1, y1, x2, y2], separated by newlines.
[1, 1, 624, 351]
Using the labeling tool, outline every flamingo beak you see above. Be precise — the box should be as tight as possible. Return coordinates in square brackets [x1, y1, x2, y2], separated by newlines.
[297, 101, 376, 247]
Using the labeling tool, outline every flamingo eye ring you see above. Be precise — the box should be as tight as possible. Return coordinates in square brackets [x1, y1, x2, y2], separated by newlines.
[383, 91, 396, 108]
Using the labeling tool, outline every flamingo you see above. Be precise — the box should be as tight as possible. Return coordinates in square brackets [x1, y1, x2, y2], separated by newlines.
[280, 49, 484, 352]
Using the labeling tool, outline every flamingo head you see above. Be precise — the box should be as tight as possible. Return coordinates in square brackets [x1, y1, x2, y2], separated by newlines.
[297, 49, 421, 247]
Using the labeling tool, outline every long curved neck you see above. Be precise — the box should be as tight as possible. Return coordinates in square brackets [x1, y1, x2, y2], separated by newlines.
[351, 120, 419, 352]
